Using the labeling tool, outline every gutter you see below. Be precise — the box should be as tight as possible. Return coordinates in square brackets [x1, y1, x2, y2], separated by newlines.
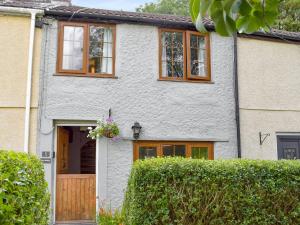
[0, 6, 43, 153]
[233, 34, 242, 158]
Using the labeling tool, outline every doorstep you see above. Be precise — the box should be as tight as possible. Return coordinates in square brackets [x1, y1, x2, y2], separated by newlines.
[56, 224, 96, 225]
[55, 220, 96, 225]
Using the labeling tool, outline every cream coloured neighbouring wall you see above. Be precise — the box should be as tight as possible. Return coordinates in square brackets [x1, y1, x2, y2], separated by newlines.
[0, 108, 38, 153]
[0, 14, 42, 153]
[238, 37, 300, 159]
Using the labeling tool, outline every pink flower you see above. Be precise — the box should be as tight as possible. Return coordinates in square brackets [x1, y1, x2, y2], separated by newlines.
[106, 116, 113, 123]
[111, 136, 121, 142]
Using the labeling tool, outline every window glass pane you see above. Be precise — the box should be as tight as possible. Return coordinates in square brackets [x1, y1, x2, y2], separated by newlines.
[139, 147, 157, 160]
[189, 34, 207, 77]
[74, 27, 84, 41]
[162, 32, 172, 47]
[192, 147, 208, 159]
[161, 31, 184, 78]
[106, 58, 112, 74]
[190, 34, 198, 48]
[104, 29, 112, 42]
[62, 56, 72, 70]
[89, 26, 113, 74]
[103, 43, 113, 57]
[163, 145, 186, 157]
[62, 26, 84, 71]
[96, 57, 113, 74]
[173, 61, 184, 78]
[163, 145, 173, 156]
[63, 41, 73, 55]
[175, 145, 186, 157]
[64, 26, 74, 40]
[73, 41, 83, 55]
[73, 57, 84, 70]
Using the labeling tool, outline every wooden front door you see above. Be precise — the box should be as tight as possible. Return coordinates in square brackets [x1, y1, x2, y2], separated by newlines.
[56, 174, 96, 221]
[56, 127, 96, 222]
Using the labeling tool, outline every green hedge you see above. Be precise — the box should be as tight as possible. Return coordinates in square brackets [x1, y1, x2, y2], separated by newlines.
[0, 150, 50, 225]
[123, 158, 300, 225]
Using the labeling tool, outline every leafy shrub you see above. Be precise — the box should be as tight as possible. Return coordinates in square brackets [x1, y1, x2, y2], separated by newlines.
[0, 150, 50, 225]
[98, 207, 124, 225]
[123, 158, 300, 225]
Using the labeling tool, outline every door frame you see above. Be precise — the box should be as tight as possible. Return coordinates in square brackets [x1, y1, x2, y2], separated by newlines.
[53, 122, 98, 224]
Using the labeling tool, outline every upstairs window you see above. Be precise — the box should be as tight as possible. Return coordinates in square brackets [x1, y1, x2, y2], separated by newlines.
[134, 141, 214, 161]
[159, 29, 211, 81]
[57, 22, 115, 77]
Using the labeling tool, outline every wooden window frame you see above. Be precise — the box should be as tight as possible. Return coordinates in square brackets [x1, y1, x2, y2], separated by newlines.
[133, 141, 214, 161]
[186, 31, 211, 81]
[57, 21, 116, 78]
[159, 29, 211, 82]
[159, 28, 187, 81]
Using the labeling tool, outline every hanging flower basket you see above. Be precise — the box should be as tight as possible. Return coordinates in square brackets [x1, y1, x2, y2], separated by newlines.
[88, 117, 120, 140]
[103, 130, 114, 138]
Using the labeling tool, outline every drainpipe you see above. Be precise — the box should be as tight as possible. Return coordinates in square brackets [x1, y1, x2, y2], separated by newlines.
[24, 11, 37, 154]
[234, 34, 242, 158]
[0, 7, 43, 153]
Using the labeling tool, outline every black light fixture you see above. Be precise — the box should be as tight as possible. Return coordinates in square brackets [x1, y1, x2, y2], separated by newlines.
[132, 122, 142, 139]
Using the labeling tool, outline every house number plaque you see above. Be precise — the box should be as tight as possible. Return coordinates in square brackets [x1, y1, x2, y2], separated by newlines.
[40, 151, 52, 164]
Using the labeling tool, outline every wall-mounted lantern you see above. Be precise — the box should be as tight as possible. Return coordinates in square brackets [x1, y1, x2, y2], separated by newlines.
[259, 132, 270, 145]
[132, 122, 142, 140]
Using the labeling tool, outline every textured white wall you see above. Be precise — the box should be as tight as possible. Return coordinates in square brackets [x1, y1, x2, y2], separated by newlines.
[38, 21, 237, 213]
[238, 38, 300, 159]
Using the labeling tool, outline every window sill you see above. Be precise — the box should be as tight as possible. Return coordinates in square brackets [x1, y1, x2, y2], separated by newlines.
[53, 73, 118, 79]
[157, 78, 214, 84]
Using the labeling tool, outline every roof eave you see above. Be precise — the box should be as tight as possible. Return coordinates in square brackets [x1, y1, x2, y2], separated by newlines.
[238, 32, 300, 43]
[45, 9, 215, 31]
[45, 9, 299, 43]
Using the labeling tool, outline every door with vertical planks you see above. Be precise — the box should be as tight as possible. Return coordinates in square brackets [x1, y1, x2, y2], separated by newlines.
[56, 127, 96, 222]
[56, 174, 96, 222]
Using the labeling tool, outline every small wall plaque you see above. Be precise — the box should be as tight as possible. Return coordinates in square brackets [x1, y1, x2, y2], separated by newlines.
[40, 158, 51, 164]
[40, 151, 51, 164]
[41, 151, 51, 158]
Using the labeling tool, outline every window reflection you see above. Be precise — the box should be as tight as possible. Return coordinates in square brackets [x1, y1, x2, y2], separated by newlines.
[139, 147, 157, 160]
[162, 145, 186, 157]
[161, 32, 184, 78]
[62, 26, 84, 70]
[89, 26, 113, 74]
[192, 147, 208, 159]
[190, 34, 206, 77]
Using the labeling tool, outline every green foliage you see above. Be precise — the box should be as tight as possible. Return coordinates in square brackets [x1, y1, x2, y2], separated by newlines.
[275, 0, 300, 32]
[136, 0, 190, 16]
[98, 208, 124, 225]
[137, 0, 299, 33]
[123, 158, 300, 225]
[0, 150, 50, 225]
[190, 0, 281, 36]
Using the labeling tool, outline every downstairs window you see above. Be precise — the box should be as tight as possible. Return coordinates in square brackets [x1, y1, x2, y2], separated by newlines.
[133, 141, 213, 161]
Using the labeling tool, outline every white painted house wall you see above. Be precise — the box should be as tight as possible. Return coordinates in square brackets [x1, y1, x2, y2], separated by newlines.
[38, 20, 238, 218]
